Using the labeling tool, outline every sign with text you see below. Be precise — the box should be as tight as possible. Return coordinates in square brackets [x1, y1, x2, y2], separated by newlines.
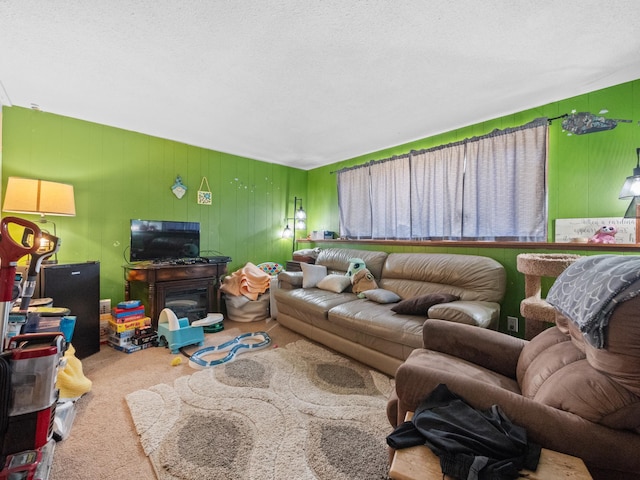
[555, 217, 637, 244]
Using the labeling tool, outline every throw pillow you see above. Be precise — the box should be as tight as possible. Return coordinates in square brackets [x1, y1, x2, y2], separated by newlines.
[316, 274, 352, 293]
[256, 262, 284, 276]
[391, 293, 460, 315]
[301, 263, 328, 288]
[363, 289, 401, 304]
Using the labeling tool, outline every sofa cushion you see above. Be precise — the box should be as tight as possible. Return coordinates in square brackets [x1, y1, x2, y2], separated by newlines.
[273, 287, 358, 324]
[517, 327, 582, 397]
[579, 296, 640, 398]
[316, 274, 351, 293]
[301, 263, 327, 288]
[362, 289, 401, 304]
[315, 248, 388, 279]
[391, 293, 459, 315]
[278, 271, 303, 289]
[517, 324, 640, 431]
[328, 300, 424, 349]
[534, 359, 640, 430]
[380, 253, 506, 302]
[427, 301, 500, 328]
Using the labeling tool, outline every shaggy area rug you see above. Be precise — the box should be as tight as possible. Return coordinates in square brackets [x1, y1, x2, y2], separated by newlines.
[126, 340, 395, 479]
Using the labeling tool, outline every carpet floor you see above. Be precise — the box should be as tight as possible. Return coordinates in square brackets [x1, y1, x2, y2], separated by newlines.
[126, 339, 395, 479]
[47, 320, 395, 479]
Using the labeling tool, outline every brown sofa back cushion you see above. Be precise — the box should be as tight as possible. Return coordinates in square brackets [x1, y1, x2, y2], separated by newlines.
[578, 296, 640, 398]
[517, 296, 640, 431]
[380, 253, 506, 302]
[315, 248, 388, 279]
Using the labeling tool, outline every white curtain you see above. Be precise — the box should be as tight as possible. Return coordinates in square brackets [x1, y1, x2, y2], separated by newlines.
[463, 121, 547, 240]
[410, 144, 465, 239]
[338, 164, 372, 238]
[337, 118, 547, 241]
[370, 157, 411, 239]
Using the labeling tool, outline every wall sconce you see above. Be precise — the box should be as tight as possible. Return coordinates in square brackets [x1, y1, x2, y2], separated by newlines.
[282, 197, 306, 253]
[619, 148, 640, 219]
[2, 177, 76, 263]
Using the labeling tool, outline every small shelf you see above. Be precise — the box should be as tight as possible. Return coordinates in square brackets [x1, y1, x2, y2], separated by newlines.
[299, 238, 640, 252]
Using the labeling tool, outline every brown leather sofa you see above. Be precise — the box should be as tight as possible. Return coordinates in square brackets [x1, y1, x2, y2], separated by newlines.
[387, 290, 640, 478]
[273, 248, 506, 376]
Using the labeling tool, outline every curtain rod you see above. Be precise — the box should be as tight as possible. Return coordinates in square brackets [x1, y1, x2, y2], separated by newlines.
[330, 117, 548, 175]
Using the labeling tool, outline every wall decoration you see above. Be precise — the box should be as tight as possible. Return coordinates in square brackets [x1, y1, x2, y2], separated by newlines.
[555, 217, 637, 244]
[197, 177, 212, 205]
[171, 176, 187, 199]
[555, 111, 637, 135]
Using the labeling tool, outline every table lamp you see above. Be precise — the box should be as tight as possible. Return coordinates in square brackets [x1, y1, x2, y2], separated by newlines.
[2, 177, 76, 262]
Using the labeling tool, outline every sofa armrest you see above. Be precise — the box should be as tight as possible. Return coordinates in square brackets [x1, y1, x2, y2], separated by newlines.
[277, 271, 303, 290]
[422, 319, 526, 379]
[427, 300, 500, 328]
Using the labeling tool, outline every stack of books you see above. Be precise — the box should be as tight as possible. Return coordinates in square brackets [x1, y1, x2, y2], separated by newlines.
[107, 300, 153, 353]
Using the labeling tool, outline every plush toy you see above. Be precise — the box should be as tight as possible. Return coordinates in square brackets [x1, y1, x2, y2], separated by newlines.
[346, 258, 378, 297]
[589, 225, 617, 244]
[346, 258, 367, 279]
[351, 269, 378, 297]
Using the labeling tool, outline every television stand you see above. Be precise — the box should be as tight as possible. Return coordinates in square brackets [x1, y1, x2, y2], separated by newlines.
[123, 260, 229, 330]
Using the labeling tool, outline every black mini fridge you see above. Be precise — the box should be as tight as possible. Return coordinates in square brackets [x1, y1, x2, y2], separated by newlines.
[39, 261, 100, 359]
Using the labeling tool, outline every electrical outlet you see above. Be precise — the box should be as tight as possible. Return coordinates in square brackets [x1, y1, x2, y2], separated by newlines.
[507, 316, 519, 332]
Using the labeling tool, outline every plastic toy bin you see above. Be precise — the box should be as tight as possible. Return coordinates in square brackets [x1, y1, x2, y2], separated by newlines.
[23, 311, 76, 343]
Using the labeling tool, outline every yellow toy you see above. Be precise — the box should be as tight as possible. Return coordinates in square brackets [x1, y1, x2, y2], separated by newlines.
[56, 344, 92, 400]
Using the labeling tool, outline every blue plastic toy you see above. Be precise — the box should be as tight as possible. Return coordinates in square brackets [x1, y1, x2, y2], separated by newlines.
[156, 308, 205, 354]
[188, 331, 272, 369]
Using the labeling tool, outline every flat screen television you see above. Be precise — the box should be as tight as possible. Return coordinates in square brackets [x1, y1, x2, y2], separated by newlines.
[129, 219, 200, 262]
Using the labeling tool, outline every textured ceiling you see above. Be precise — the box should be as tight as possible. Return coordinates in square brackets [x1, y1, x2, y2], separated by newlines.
[1, 1, 640, 170]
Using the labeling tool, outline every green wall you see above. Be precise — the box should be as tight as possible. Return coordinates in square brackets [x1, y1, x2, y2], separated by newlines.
[308, 79, 640, 234]
[2, 79, 639, 335]
[1, 107, 307, 303]
[305, 79, 640, 334]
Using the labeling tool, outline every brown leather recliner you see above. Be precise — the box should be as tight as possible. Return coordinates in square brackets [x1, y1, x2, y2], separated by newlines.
[387, 295, 640, 479]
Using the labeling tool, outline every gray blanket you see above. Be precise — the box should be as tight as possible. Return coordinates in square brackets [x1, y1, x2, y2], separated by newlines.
[546, 255, 640, 348]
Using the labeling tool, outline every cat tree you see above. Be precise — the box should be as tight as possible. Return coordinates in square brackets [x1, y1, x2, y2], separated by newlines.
[517, 253, 581, 339]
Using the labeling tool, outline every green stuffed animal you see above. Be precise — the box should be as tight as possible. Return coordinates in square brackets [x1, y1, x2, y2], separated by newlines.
[346, 258, 378, 297]
[346, 258, 367, 278]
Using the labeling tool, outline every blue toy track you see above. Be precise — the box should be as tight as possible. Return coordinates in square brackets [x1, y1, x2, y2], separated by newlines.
[188, 331, 272, 369]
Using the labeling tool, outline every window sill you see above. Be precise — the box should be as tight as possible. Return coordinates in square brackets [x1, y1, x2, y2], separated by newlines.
[298, 238, 640, 252]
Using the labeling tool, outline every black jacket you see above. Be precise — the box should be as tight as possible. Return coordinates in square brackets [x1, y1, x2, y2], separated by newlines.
[387, 384, 540, 480]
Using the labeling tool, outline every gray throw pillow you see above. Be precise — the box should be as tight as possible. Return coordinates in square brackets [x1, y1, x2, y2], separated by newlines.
[363, 289, 401, 304]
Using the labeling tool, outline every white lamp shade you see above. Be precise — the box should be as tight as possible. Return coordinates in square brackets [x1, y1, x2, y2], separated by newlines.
[3, 177, 76, 216]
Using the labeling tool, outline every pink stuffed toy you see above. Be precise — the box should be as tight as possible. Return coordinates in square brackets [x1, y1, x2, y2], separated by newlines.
[588, 225, 617, 244]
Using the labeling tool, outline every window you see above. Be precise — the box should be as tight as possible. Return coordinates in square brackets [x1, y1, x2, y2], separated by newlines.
[337, 118, 547, 241]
